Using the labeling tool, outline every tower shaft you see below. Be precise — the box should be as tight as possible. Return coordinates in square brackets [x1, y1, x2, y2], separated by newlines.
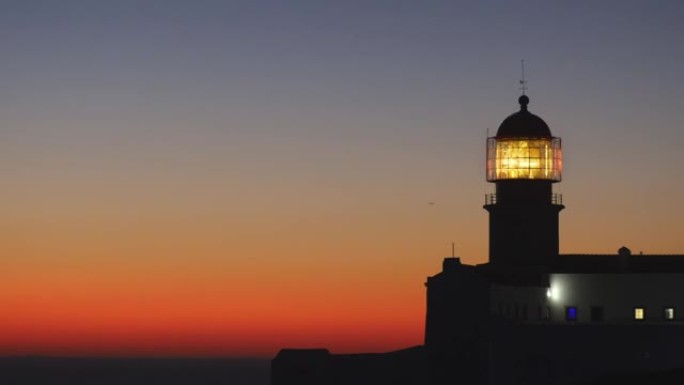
[485, 180, 563, 266]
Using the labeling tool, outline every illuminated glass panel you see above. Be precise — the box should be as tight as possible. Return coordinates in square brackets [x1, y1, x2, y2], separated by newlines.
[665, 307, 675, 320]
[565, 306, 577, 321]
[634, 307, 645, 320]
[486, 137, 562, 181]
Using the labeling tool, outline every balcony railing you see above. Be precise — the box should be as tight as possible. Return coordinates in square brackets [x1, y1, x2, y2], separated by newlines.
[552, 193, 563, 205]
[484, 193, 563, 205]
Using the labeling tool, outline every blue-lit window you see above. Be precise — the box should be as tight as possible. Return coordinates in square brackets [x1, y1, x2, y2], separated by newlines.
[566, 306, 578, 321]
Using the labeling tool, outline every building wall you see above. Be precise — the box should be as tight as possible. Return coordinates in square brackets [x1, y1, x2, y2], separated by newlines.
[489, 323, 684, 385]
[548, 273, 684, 323]
[490, 284, 548, 322]
[491, 273, 684, 324]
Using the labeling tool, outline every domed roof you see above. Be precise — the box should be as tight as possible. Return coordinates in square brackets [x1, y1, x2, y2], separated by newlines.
[496, 95, 552, 138]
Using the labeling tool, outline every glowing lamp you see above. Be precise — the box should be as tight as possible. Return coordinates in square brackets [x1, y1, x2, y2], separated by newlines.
[486, 136, 562, 182]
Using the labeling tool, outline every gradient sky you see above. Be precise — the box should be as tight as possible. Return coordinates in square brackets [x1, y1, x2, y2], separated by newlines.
[1, 0, 683, 357]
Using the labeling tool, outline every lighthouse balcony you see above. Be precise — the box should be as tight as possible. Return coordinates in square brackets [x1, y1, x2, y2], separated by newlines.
[484, 192, 563, 206]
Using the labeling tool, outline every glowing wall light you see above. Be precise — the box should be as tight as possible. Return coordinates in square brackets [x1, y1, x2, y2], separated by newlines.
[546, 286, 560, 302]
[486, 137, 562, 182]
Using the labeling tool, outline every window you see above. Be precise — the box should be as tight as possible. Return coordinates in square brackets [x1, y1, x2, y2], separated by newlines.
[634, 307, 645, 320]
[590, 306, 604, 322]
[565, 306, 578, 322]
[664, 307, 675, 321]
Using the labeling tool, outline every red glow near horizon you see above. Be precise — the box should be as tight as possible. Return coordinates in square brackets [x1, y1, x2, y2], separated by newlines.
[0, 258, 427, 357]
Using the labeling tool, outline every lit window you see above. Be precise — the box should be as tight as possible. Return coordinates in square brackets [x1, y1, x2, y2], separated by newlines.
[634, 307, 645, 320]
[665, 307, 675, 321]
[565, 306, 577, 322]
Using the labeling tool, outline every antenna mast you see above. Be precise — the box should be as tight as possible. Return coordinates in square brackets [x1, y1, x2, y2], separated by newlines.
[519, 59, 528, 95]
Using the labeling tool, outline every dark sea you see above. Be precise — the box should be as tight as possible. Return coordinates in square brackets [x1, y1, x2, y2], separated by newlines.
[0, 357, 270, 385]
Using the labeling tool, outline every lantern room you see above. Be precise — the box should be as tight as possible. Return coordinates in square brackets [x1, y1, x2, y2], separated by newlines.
[486, 137, 562, 181]
[486, 95, 562, 182]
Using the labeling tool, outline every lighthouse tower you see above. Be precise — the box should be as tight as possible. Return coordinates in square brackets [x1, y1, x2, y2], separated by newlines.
[484, 95, 564, 266]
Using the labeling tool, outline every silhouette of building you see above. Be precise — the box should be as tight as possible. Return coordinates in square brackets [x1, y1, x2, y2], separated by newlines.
[272, 95, 684, 385]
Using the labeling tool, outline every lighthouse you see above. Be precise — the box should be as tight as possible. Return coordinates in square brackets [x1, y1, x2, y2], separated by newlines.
[484, 95, 564, 267]
[274, 89, 684, 385]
